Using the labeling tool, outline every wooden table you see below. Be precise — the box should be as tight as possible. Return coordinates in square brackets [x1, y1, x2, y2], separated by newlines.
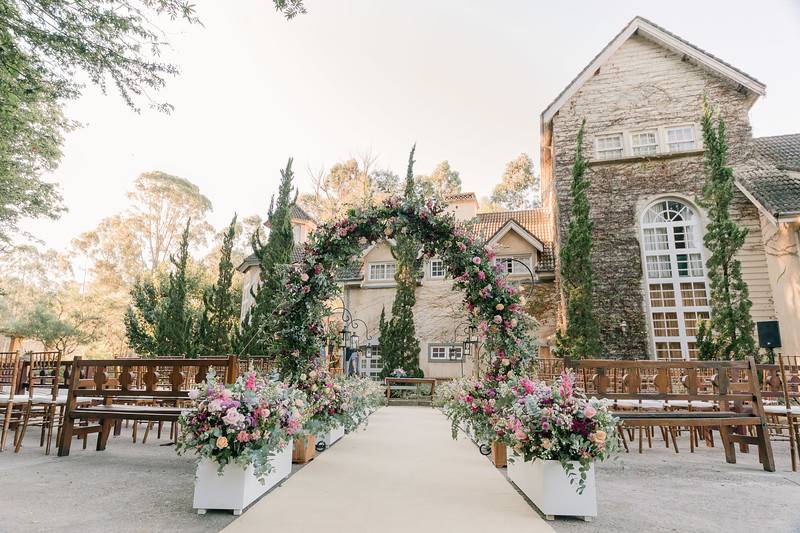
[384, 377, 437, 406]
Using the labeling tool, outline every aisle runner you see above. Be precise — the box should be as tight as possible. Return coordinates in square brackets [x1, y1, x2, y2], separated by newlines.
[223, 406, 555, 533]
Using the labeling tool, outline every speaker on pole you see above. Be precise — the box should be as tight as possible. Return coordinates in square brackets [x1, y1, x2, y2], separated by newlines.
[757, 321, 781, 364]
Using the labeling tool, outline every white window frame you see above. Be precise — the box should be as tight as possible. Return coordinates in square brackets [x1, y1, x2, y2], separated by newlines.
[595, 133, 624, 160]
[665, 125, 697, 153]
[359, 346, 383, 381]
[428, 345, 463, 362]
[631, 130, 659, 156]
[640, 199, 710, 361]
[368, 262, 396, 281]
[429, 258, 445, 279]
[495, 255, 532, 276]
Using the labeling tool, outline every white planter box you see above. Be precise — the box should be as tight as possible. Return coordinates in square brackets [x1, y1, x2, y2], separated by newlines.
[317, 424, 345, 448]
[193, 441, 293, 515]
[507, 456, 597, 521]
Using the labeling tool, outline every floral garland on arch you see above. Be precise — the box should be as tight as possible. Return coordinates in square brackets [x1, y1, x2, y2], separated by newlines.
[269, 192, 538, 382]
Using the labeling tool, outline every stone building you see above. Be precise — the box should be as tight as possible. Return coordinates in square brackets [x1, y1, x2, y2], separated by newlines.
[540, 16, 800, 359]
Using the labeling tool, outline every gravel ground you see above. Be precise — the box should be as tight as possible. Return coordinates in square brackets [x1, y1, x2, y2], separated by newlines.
[1, 420, 799, 533]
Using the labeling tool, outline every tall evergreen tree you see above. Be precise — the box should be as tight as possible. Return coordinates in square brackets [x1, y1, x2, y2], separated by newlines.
[197, 215, 239, 355]
[379, 148, 423, 378]
[236, 160, 297, 356]
[124, 277, 162, 356]
[695, 103, 756, 360]
[555, 120, 602, 359]
[154, 219, 195, 356]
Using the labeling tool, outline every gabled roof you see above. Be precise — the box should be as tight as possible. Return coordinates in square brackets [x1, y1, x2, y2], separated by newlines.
[736, 134, 800, 221]
[471, 208, 554, 272]
[753, 134, 800, 172]
[291, 204, 315, 223]
[444, 192, 478, 202]
[486, 218, 544, 252]
[237, 248, 306, 273]
[541, 16, 766, 125]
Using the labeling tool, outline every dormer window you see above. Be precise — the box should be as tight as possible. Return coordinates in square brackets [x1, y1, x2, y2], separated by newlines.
[429, 259, 445, 279]
[596, 133, 624, 160]
[631, 131, 658, 156]
[292, 224, 302, 243]
[368, 262, 396, 281]
[666, 126, 696, 152]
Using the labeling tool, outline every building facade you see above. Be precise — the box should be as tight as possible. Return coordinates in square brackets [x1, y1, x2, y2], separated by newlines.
[541, 17, 800, 359]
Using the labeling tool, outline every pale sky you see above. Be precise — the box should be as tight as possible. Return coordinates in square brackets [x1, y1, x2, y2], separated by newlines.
[20, 0, 800, 252]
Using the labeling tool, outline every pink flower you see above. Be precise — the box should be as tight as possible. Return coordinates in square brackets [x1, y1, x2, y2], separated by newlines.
[493, 315, 503, 324]
[245, 373, 257, 391]
[458, 241, 467, 252]
[477, 271, 486, 280]
[495, 303, 504, 311]
[300, 272, 309, 282]
[236, 430, 250, 443]
[337, 227, 348, 237]
[472, 256, 482, 265]
[251, 430, 261, 440]
[583, 405, 597, 419]
[313, 263, 323, 274]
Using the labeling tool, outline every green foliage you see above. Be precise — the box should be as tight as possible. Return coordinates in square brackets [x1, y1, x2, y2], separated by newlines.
[379, 148, 424, 378]
[491, 153, 539, 210]
[414, 160, 462, 199]
[273, 0, 307, 19]
[197, 215, 239, 355]
[236, 160, 297, 359]
[0, 0, 200, 242]
[695, 102, 756, 360]
[556, 120, 601, 359]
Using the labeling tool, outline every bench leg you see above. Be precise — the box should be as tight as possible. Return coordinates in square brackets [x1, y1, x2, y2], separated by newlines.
[58, 413, 75, 457]
[96, 419, 112, 451]
[718, 426, 736, 464]
[755, 424, 775, 472]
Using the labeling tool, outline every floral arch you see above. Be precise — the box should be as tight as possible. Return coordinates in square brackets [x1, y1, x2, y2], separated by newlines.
[272, 193, 537, 382]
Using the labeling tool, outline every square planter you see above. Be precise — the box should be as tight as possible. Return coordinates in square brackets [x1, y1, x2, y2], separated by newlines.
[491, 441, 507, 468]
[317, 424, 345, 449]
[507, 456, 597, 521]
[292, 434, 316, 464]
[193, 441, 293, 515]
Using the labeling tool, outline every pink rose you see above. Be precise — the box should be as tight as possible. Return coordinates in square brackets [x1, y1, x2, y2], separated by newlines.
[584, 405, 597, 419]
[478, 271, 486, 280]
[472, 256, 482, 265]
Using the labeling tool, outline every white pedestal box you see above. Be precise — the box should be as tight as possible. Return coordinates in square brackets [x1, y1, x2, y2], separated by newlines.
[193, 441, 293, 515]
[318, 424, 345, 448]
[507, 456, 597, 521]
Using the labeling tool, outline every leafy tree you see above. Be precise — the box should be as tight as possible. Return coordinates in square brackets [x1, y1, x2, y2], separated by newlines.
[298, 153, 398, 222]
[273, 0, 307, 18]
[555, 120, 601, 359]
[153, 219, 195, 356]
[695, 103, 756, 360]
[0, 0, 200, 243]
[3, 288, 100, 355]
[491, 153, 540, 210]
[379, 148, 423, 378]
[414, 160, 462, 199]
[197, 215, 239, 355]
[237, 160, 297, 357]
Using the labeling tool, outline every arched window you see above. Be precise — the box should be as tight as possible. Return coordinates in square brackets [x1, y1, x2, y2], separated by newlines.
[641, 199, 710, 360]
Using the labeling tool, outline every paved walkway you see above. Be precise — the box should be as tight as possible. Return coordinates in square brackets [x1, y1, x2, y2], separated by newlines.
[224, 406, 554, 533]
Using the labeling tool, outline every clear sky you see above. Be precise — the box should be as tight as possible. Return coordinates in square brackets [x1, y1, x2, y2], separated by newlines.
[20, 0, 800, 251]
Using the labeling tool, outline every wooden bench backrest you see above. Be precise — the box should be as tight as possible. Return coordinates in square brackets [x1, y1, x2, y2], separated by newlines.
[567, 358, 763, 408]
[65, 356, 238, 400]
[25, 351, 63, 400]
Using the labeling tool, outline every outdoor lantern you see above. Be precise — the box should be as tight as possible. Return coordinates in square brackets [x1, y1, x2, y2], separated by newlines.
[462, 340, 471, 357]
[468, 324, 477, 344]
[340, 327, 350, 348]
[350, 333, 360, 349]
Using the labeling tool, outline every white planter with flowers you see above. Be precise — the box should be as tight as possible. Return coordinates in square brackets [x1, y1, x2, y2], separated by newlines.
[318, 423, 345, 448]
[508, 456, 596, 521]
[193, 441, 293, 515]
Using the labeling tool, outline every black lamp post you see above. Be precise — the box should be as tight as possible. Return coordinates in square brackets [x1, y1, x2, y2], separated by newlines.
[453, 322, 478, 377]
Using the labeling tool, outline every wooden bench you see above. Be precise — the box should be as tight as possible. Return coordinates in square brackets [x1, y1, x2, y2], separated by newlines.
[567, 357, 775, 472]
[384, 377, 437, 406]
[57, 356, 237, 457]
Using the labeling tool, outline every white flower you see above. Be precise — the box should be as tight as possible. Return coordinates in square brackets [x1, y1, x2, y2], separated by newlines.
[188, 389, 199, 401]
[222, 408, 244, 426]
[208, 399, 223, 412]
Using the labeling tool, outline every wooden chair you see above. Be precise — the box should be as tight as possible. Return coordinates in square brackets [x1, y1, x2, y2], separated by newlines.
[14, 351, 62, 454]
[760, 356, 800, 471]
[0, 352, 22, 451]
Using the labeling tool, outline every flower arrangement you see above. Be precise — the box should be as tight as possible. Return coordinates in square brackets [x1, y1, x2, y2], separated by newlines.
[436, 376, 518, 445]
[294, 365, 349, 435]
[500, 372, 619, 493]
[176, 371, 307, 481]
[390, 368, 407, 378]
[338, 375, 383, 427]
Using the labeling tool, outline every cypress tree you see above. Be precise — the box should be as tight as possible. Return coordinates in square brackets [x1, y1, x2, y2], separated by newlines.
[124, 277, 162, 356]
[379, 147, 423, 378]
[236, 159, 297, 356]
[197, 214, 239, 355]
[154, 219, 195, 356]
[555, 120, 602, 359]
[695, 102, 756, 360]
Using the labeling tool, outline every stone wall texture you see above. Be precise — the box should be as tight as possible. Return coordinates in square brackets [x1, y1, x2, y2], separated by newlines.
[547, 34, 775, 358]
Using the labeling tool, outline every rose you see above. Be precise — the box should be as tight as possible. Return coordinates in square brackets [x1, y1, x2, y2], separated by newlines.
[472, 256, 482, 265]
[313, 263, 323, 274]
[583, 405, 597, 419]
[216, 436, 229, 449]
[478, 271, 486, 280]
[541, 438, 552, 450]
[495, 303, 504, 311]
[591, 430, 607, 444]
[493, 315, 503, 324]
[358, 236, 368, 245]
[458, 242, 467, 252]
[222, 408, 245, 426]
[208, 399, 223, 413]
[300, 272, 309, 282]
[384, 226, 393, 236]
